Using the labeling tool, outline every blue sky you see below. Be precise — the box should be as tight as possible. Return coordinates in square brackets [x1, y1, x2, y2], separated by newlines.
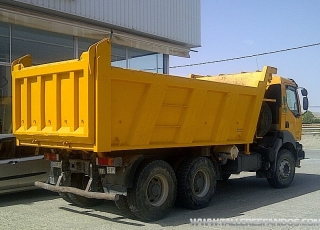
[170, 1, 320, 112]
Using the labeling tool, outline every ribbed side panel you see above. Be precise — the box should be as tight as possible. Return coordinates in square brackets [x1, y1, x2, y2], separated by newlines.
[11, 0, 201, 47]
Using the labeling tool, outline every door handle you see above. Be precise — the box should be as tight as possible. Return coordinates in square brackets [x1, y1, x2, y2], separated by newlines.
[285, 121, 289, 128]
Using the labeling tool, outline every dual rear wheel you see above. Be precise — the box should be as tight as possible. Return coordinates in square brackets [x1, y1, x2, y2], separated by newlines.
[116, 157, 216, 221]
[125, 160, 177, 221]
[176, 157, 216, 209]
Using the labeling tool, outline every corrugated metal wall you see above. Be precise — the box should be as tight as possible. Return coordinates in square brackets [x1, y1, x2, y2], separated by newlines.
[11, 0, 201, 47]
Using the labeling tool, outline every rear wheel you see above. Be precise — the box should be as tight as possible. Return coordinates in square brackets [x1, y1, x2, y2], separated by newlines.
[68, 173, 102, 207]
[176, 157, 216, 209]
[267, 149, 295, 188]
[127, 160, 177, 221]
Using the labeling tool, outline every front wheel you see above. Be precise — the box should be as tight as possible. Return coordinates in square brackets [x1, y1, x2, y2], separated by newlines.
[127, 160, 177, 221]
[267, 149, 295, 188]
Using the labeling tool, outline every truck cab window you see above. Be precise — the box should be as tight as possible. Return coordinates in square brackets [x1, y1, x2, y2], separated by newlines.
[286, 86, 299, 115]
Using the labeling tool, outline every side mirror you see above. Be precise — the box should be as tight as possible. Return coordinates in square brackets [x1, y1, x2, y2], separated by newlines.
[301, 88, 308, 97]
[303, 97, 309, 111]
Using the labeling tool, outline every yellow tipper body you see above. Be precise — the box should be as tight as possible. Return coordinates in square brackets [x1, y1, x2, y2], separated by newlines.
[12, 39, 276, 152]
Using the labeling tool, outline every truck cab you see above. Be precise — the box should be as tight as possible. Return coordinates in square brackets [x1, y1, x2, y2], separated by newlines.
[221, 75, 308, 187]
[266, 76, 308, 141]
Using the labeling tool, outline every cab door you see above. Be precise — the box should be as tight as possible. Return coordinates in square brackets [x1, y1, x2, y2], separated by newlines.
[284, 85, 302, 140]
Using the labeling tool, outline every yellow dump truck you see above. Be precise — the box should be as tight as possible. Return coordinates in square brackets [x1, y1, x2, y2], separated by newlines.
[11, 39, 309, 221]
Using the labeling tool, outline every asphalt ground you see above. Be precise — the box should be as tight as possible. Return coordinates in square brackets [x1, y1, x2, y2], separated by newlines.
[0, 149, 319, 230]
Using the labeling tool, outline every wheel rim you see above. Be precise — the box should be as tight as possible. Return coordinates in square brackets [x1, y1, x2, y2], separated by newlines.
[279, 159, 291, 179]
[193, 169, 210, 198]
[146, 174, 169, 207]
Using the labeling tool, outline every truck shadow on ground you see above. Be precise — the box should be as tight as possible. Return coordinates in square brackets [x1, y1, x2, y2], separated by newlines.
[161, 173, 320, 227]
[58, 172, 320, 227]
[0, 189, 58, 207]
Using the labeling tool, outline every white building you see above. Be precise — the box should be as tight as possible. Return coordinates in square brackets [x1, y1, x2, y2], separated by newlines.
[0, 0, 200, 133]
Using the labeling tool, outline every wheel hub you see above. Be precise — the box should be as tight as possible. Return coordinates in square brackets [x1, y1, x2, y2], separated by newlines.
[146, 174, 169, 207]
[279, 159, 291, 179]
[195, 172, 204, 193]
[151, 184, 161, 197]
[193, 170, 210, 198]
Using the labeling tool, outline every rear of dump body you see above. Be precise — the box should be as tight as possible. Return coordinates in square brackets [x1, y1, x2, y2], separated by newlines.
[12, 39, 276, 152]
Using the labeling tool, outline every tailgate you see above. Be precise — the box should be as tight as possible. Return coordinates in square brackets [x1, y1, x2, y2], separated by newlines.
[12, 43, 96, 150]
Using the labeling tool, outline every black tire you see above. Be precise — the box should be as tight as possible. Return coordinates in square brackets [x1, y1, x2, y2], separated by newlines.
[68, 173, 102, 207]
[127, 160, 177, 221]
[176, 157, 216, 209]
[256, 102, 272, 137]
[267, 149, 295, 188]
[115, 195, 135, 218]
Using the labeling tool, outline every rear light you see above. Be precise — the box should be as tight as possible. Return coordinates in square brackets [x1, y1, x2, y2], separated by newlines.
[96, 157, 114, 166]
[44, 153, 59, 161]
[96, 157, 122, 166]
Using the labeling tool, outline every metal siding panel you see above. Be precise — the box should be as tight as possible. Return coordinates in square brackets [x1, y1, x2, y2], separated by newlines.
[84, 0, 88, 18]
[75, 0, 80, 16]
[118, 0, 122, 26]
[179, 1, 183, 43]
[139, 0, 143, 32]
[79, 0, 85, 17]
[176, 0, 180, 41]
[54, 0, 59, 11]
[186, 1, 190, 42]
[88, 0, 92, 19]
[94, 0, 99, 21]
[103, 0, 106, 22]
[167, 0, 171, 39]
[162, 0, 166, 37]
[159, 1, 170, 37]
[71, 0, 76, 14]
[127, 0, 132, 29]
[131, 0, 136, 30]
[191, 0, 195, 45]
[123, 0, 127, 28]
[197, 0, 201, 45]
[173, 0, 177, 40]
[133, 0, 139, 30]
[113, 0, 116, 25]
[121, 1, 125, 28]
[123, 0, 126, 27]
[10, 0, 201, 46]
[157, 0, 161, 37]
[147, 0, 151, 34]
[106, 0, 112, 25]
[153, 0, 157, 35]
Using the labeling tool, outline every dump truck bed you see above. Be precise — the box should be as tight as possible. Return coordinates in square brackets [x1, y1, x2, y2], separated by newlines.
[12, 39, 276, 152]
